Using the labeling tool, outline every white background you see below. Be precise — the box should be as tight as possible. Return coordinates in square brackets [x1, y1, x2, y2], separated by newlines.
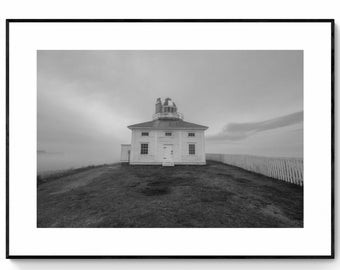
[0, 0, 339, 269]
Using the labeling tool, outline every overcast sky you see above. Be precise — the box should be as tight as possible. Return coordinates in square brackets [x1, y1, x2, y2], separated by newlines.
[37, 50, 303, 172]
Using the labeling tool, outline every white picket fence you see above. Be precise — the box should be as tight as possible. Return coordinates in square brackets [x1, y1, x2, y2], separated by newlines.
[206, 154, 303, 186]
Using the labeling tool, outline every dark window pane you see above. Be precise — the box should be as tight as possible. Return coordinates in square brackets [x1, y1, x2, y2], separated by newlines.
[189, 144, 195, 155]
[141, 143, 148, 155]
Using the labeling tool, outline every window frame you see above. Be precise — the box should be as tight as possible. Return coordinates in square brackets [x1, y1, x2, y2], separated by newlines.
[165, 132, 172, 137]
[140, 143, 149, 155]
[141, 132, 149, 137]
[188, 143, 196, 155]
[188, 132, 195, 137]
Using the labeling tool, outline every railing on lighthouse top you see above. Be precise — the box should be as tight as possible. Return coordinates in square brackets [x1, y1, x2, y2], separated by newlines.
[153, 98, 184, 120]
[152, 111, 184, 120]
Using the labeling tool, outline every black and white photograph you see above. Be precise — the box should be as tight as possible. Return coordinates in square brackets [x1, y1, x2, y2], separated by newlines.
[37, 50, 304, 228]
[6, 19, 333, 258]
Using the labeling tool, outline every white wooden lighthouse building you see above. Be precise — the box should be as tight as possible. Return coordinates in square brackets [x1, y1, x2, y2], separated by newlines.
[121, 98, 208, 166]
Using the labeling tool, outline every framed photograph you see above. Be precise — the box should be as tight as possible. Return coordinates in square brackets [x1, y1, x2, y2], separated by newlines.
[6, 19, 334, 258]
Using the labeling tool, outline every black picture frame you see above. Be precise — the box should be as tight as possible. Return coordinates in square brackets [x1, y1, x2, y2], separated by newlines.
[6, 19, 335, 259]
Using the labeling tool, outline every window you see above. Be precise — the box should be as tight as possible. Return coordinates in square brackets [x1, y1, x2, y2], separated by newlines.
[140, 143, 148, 155]
[189, 144, 195, 155]
[165, 132, 172, 136]
[188, 132, 195, 137]
[141, 132, 149, 136]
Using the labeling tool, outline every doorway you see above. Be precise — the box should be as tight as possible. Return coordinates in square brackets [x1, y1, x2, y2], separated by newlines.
[163, 144, 174, 166]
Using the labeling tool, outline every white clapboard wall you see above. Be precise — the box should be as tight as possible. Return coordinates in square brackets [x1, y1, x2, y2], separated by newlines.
[206, 154, 303, 186]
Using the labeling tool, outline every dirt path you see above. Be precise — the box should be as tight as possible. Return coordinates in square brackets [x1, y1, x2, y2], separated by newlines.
[49, 165, 119, 195]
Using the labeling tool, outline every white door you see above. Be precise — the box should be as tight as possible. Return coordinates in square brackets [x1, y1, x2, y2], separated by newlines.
[163, 145, 174, 164]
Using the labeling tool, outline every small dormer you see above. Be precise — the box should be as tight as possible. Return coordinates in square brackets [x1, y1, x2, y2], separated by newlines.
[152, 98, 183, 120]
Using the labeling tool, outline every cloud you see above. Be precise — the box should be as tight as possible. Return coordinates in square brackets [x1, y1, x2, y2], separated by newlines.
[37, 150, 63, 155]
[207, 111, 303, 141]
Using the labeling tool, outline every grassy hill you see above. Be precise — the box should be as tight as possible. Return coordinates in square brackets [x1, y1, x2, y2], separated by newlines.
[37, 161, 303, 228]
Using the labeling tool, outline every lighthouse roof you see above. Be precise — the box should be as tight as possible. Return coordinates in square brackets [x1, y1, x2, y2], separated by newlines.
[128, 119, 208, 130]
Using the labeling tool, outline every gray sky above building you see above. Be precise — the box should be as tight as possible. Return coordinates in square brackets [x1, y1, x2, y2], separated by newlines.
[37, 50, 303, 171]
